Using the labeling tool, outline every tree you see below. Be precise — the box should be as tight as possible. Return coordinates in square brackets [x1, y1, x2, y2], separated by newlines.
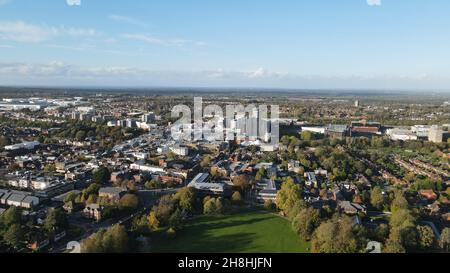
[373, 223, 390, 243]
[263, 199, 276, 211]
[163, 150, 176, 160]
[390, 190, 409, 212]
[145, 178, 163, 189]
[210, 168, 218, 178]
[147, 211, 160, 230]
[232, 174, 252, 193]
[387, 209, 418, 252]
[0, 136, 11, 148]
[390, 209, 416, 230]
[44, 208, 68, 233]
[364, 168, 373, 177]
[173, 187, 197, 214]
[370, 186, 384, 210]
[276, 178, 302, 215]
[44, 164, 56, 173]
[311, 217, 361, 253]
[255, 172, 263, 182]
[439, 228, 450, 252]
[404, 172, 416, 183]
[131, 215, 150, 235]
[166, 227, 177, 238]
[200, 155, 211, 168]
[0, 206, 21, 226]
[417, 225, 435, 250]
[292, 208, 321, 241]
[384, 227, 408, 253]
[203, 198, 217, 215]
[92, 166, 111, 184]
[300, 131, 312, 141]
[3, 224, 24, 249]
[75, 130, 87, 141]
[86, 194, 98, 205]
[231, 191, 244, 206]
[286, 199, 307, 221]
[169, 209, 183, 230]
[153, 195, 175, 226]
[64, 191, 80, 203]
[257, 167, 266, 179]
[217, 197, 229, 214]
[81, 225, 130, 253]
[85, 183, 101, 196]
[203, 197, 230, 215]
[119, 194, 139, 210]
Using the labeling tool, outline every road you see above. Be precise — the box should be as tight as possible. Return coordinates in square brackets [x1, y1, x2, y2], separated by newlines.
[421, 220, 441, 241]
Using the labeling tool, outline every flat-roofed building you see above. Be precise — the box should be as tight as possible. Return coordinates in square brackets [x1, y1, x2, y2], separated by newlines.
[301, 126, 326, 134]
[188, 173, 231, 196]
[305, 172, 318, 188]
[256, 179, 278, 204]
[0, 190, 12, 205]
[429, 125, 444, 143]
[21, 196, 40, 209]
[98, 187, 126, 200]
[4, 141, 40, 151]
[0, 101, 49, 111]
[387, 128, 418, 141]
[326, 124, 348, 139]
[6, 193, 27, 207]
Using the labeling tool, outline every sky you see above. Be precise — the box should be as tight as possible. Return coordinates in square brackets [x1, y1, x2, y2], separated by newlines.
[0, 0, 450, 90]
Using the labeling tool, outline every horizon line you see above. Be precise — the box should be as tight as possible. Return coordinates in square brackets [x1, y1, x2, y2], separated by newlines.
[1, 85, 450, 94]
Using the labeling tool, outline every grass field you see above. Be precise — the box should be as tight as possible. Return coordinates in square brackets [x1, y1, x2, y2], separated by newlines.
[150, 209, 310, 253]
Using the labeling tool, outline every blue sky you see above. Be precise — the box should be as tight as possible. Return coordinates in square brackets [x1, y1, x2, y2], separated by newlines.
[0, 0, 450, 90]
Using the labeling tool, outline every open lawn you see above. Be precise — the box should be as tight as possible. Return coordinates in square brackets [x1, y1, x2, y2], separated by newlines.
[150, 209, 310, 253]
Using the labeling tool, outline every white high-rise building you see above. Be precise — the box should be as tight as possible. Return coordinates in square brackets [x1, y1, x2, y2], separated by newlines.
[429, 125, 443, 143]
[142, 112, 156, 123]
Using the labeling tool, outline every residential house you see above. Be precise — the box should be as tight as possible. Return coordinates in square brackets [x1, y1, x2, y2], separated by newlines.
[84, 203, 103, 221]
[98, 187, 126, 201]
[419, 189, 438, 201]
[338, 201, 367, 215]
[6, 193, 27, 207]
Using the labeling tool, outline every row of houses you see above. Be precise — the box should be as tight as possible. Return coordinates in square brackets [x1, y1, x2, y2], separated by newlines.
[0, 189, 40, 209]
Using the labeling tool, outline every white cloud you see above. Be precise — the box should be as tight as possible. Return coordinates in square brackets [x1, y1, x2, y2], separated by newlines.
[367, 0, 381, 6]
[1, 61, 446, 90]
[0, 21, 96, 43]
[121, 33, 206, 48]
[0, 62, 284, 81]
[66, 0, 81, 6]
[0, 21, 53, 42]
[109, 15, 149, 28]
[121, 34, 164, 46]
[246, 67, 287, 79]
[0, 0, 11, 6]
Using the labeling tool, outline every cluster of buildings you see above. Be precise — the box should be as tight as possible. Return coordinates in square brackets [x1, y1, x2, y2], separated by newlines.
[0, 97, 86, 111]
[1, 94, 450, 253]
[301, 120, 449, 143]
[4, 141, 40, 152]
[0, 189, 40, 209]
[70, 105, 158, 132]
[387, 125, 446, 143]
